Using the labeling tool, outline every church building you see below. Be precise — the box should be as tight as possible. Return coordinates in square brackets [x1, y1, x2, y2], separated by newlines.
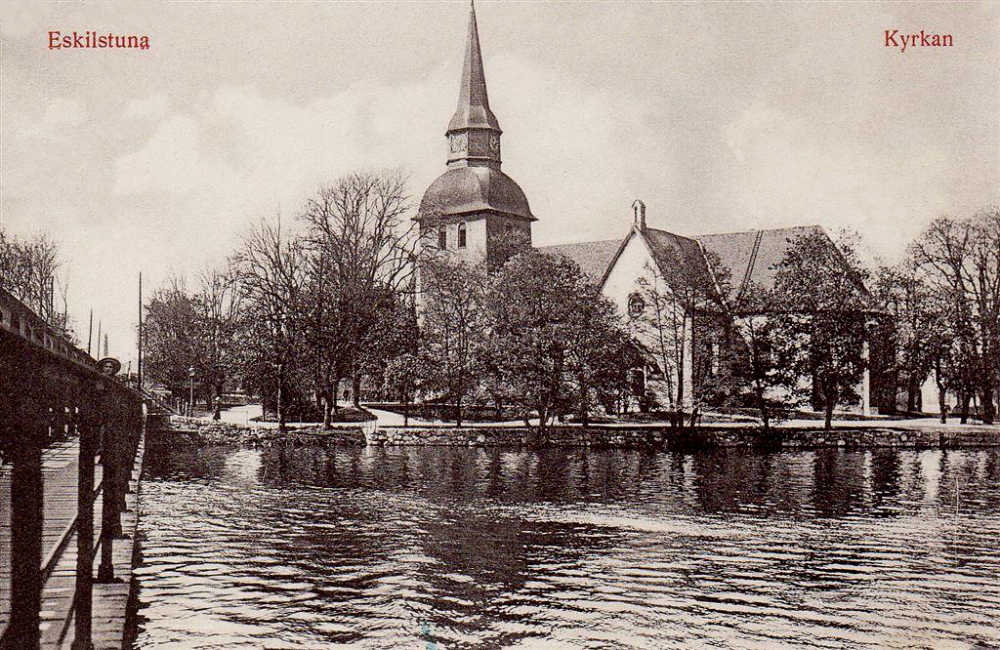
[417, 2, 891, 415]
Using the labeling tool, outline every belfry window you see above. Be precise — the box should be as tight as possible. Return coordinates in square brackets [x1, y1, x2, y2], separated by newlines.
[438, 226, 447, 250]
[458, 222, 467, 248]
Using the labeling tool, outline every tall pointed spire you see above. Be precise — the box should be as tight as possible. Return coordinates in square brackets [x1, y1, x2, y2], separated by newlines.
[449, 0, 500, 133]
[446, 0, 502, 168]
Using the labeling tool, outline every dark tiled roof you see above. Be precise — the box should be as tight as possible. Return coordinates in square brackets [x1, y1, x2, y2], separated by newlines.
[541, 224, 830, 298]
[642, 228, 712, 291]
[538, 239, 622, 279]
[695, 225, 825, 291]
[419, 166, 534, 221]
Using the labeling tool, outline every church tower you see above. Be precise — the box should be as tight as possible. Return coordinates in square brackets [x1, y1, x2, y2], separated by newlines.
[417, 0, 535, 271]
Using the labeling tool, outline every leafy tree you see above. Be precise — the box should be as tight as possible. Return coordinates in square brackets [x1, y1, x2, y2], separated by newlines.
[722, 283, 797, 431]
[590, 328, 647, 420]
[357, 288, 419, 402]
[143, 278, 200, 400]
[418, 257, 487, 427]
[925, 290, 978, 423]
[561, 276, 630, 426]
[770, 231, 871, 431]
[872, 264, 941, 413]
[484, 250, 630, 434]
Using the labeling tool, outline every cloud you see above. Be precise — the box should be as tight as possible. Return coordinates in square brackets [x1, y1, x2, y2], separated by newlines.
[109, 65, 454, 220]
[112, 114, 241, 196]
[106, 51, 666, 260]
[18, 98, 87, 141]
[469, 52, 660, 244]
[124, 93, 171, 121]
[722, 101, 955, 261]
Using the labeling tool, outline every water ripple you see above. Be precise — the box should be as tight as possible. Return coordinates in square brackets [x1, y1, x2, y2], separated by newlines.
[132, 444, 1000, 649]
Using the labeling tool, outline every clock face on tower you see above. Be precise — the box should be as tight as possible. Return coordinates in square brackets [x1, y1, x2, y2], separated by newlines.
[449, 133, 467, 154]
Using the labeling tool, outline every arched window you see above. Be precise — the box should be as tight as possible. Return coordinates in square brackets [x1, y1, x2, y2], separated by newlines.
[628, 367, 646, 395]
[458, 222, 467, 249]
[438, 226, 447, 250]
[628, 292, 645, 318]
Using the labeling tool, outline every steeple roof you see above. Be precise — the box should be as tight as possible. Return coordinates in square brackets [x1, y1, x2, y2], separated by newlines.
[418, 0, 533, 223]
[448, 0, 501, 134]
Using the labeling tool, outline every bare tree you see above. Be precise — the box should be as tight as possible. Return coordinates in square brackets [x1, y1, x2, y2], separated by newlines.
[910, 209, 1000, 424]
[298, 170, 421, 413]
[0, 229, 70, 334]
[194, 264, 244, 420]
[233, 214, 307, 429]
[628, 250, 722, 420]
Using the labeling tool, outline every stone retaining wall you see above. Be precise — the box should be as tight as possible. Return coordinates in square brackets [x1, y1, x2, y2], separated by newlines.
[150, 416, 1000, 450]
[149, 418, 366, 446]
[368, 424, 1000, 449]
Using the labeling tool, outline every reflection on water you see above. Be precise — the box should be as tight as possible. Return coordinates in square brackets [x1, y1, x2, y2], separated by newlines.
[133, 441, 1000, 649]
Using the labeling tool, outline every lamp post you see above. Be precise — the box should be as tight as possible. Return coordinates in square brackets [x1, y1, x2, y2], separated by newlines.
[188, 366, 196, 416]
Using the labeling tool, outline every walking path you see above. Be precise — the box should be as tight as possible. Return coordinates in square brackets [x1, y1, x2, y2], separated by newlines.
[207, 403, 1000, 435]
[204, 405, 378, 434]
[215, 404, 265, 426]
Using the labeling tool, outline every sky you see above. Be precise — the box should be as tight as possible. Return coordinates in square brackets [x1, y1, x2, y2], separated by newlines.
[1, 1, 998, 368]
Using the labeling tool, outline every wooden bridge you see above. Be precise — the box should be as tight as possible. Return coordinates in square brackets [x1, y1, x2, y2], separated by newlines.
[0, 288, 145, 649]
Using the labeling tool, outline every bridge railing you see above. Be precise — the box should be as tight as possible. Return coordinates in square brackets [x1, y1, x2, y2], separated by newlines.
[0, 287, 143, 650]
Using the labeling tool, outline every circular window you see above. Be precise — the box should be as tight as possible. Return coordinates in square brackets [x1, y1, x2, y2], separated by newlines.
[628, 292, 645, 317]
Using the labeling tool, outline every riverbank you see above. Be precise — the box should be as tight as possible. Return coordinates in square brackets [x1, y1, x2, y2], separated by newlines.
[150, 415, 1000, 450]
[151, 417, 367, 446]
[370, 422, 1000, 449]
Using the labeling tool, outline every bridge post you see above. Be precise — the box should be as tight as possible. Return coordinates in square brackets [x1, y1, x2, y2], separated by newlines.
[2, 411, 46, 650]
[113, 402, 130, 523]
[97, 412, 118, 582]
[72, 399, 97, 650]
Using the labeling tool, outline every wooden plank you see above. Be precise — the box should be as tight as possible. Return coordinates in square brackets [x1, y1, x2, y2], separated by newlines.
[57, 435, 145, 650]
[0, 431, 144, 650]
[0, 440, 96, 627]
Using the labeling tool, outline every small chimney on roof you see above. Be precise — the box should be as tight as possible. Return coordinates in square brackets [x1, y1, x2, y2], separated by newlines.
[632, 199, 646, 230]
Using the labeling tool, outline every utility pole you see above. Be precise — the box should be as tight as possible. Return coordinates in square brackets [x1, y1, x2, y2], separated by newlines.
[103, 334, 108, 358]
[138, 273, 143, 391]
[96, 320, 102, 357]
[87, 310, 93, 356]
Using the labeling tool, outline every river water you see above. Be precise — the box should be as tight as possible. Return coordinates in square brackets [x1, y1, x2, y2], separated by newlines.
[132, 442, 1000, 649]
